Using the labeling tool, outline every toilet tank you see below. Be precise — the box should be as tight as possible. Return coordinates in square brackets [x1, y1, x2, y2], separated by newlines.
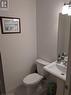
[36, 59, 50, 76]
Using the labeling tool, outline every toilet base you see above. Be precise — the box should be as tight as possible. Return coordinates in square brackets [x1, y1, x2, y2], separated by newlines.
[26, 85, 38, 95]
[26, 84, 47, 95]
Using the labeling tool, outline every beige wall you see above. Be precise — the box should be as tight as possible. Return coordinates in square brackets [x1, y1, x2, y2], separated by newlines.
[36, 0, 69, 62]
[0, 0, 37, 93]
[0, 0, 70, 93]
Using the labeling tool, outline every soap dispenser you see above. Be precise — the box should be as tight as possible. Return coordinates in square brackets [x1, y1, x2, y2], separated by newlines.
[61, 53, 64, 60]
[57, 54, 61, 63]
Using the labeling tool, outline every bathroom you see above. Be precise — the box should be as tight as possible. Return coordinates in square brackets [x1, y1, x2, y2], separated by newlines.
[0, 0, 71, 95]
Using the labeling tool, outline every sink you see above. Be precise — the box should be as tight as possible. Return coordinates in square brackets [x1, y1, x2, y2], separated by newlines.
[44, 61, 67, 81]
[56, 62, 67, 73]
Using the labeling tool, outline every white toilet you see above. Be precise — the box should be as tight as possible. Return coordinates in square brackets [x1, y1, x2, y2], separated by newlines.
[23, 59, 50, 95]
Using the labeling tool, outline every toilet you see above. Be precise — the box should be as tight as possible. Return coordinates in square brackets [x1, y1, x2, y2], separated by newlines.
[23, 59, 50, 95]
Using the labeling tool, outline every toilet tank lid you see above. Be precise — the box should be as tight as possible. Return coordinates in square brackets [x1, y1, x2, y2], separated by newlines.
[36, 59, 50, 65]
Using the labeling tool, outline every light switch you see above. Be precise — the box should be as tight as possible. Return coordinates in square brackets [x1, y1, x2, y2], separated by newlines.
[0, 0, 7, 8]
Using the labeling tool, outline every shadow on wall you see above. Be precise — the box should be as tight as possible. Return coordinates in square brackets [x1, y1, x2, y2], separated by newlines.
[31, 63, 37, 73]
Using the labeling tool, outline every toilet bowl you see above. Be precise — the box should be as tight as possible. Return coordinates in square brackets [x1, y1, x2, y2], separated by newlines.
[23, 73, 43, 95]
[23, 59, 50, 95]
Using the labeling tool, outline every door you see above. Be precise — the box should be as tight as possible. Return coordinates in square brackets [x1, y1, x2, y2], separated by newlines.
[64, 18, 71, 95]
[0, 20, 6, 94]
[0, 52, 6, 94]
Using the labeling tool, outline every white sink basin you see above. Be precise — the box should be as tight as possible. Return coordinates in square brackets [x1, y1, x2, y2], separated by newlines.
[44, 61, 67, 81]
[56, 62, 67, 73]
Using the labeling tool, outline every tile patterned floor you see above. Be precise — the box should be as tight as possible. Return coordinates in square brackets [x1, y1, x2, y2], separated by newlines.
[5, 85, 26, 95]
[5, 84, 48, 95]
[5, 76, 57, 95]
[14, 85, 26, 95]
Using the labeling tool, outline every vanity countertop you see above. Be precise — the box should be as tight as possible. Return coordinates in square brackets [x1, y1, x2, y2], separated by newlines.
[43, 61, 66, 81]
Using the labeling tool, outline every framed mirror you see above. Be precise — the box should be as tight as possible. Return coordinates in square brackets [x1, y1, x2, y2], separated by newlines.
[57, 13, 70, 56]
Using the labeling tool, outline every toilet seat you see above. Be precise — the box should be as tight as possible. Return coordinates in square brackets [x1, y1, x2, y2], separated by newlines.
[23, 73, 43, 85]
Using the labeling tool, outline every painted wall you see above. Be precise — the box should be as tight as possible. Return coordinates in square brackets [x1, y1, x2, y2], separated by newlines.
[36, 0, 69, 62]
[0, 0, 37, 93]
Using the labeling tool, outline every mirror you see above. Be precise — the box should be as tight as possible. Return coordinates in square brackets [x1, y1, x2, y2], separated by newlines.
[57, 13, 70, 56]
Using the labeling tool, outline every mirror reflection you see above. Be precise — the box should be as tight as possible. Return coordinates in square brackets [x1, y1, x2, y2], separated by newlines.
[57, 13, 70, 57]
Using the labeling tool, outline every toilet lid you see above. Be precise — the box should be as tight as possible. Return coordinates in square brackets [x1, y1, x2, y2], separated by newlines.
[23, 73, 43, 85]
